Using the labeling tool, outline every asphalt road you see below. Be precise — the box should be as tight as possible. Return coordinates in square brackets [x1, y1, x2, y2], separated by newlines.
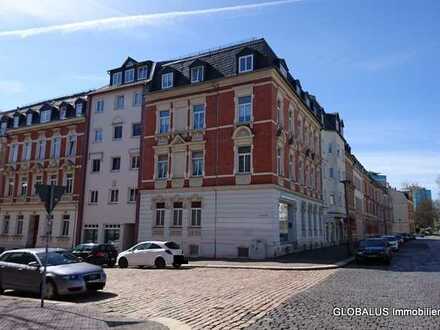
[249, 237, 440, 329]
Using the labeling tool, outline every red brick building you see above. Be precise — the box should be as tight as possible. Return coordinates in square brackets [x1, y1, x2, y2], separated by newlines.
[0, 92, 89, 250]
[137, 39, 325, 258]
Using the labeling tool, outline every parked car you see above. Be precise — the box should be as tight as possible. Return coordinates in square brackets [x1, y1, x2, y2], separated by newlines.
[381, 235, 399, 252]
[0, 248, 106, 298]
[117, 241, 187, 269]
[355, 238, 393, 264]
[71, 243, 118, 267]
[394, 234, 404, 245]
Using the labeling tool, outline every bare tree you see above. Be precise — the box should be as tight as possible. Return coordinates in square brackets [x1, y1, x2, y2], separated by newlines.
[414, 199, 439, 229]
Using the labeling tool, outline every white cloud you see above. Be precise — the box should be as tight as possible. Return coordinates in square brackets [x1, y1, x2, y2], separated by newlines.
[0, 0, 303, 38]
[0, 80, 24, 94]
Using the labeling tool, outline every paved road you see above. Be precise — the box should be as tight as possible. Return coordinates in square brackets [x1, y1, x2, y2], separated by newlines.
[249, 237, 440, 329]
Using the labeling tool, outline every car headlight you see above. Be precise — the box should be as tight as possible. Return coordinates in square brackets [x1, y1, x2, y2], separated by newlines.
[61, 274, 81, 281]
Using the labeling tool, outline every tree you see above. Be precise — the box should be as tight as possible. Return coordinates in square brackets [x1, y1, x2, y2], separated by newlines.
[414, 199, 439, 229]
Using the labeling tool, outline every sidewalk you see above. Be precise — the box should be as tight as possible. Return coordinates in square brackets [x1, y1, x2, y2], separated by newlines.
[0, 296, 166, 330]
[187, 244, 354, 270]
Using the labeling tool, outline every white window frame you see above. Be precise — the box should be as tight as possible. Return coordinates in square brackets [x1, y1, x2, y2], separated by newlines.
[60, 108, 66, 120]
[124, 68, 135, 83]
[191, 66, 204, 83]
[155, 203, 165, 226]
[157, 154, 168, 180]
[75, 103, 83, 117]
[40, 110, 51, 123]
[137, 66, 148, 80]
[238, 54, 254, 73]
[161, 72, 173, 89]
[23, 141, 31, 161]
[109, 189, 119, 204]
[159, 110, 170, 134]
[26, 113, 33, 126]
[237, 146, 252, 174]
[113, 125, 123, 140]
[66, 134, 77, 157]
[13, 116, 19, 128]
[238, 95, 252, 123]
[51, 136, 61, 159]
[128, 187, 137, 203]
[191, 202, 202, 227]
[191, 151, 204, 177]
[94, 129, 103, 143]
[90, 190, 99, 204]
[65, 173, 73, 194]
[112, 72, 122, 85]
[37, 139, 46, 161]
[192, 104, 205, 130]
[115, 95, 125, 110]
[61, 216, 70, 236]
[133, 92, 142, 107]
[172, 202, 183, 227]
[20, 177, 28, 196]
[130, 154, 140, 170]
[96, 100, 104, 113]
[16, 216, 23, 235]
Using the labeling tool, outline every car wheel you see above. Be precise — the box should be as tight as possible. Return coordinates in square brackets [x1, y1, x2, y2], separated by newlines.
[108, 259, 116, 268]
[155, 257, 166, 269]
[118, 257, 128, 269]
[45, 281, 57, 299]
[172, 263, 182, 269]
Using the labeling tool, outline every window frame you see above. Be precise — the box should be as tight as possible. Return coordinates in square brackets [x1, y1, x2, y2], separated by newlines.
[124, 68, 135, 83]
[191, 66, 204, 83]
[161, 72, 173, 89]
[113, 125, 123, 140]
[238, 54, 254, 73]
[237, 146, 252, 174]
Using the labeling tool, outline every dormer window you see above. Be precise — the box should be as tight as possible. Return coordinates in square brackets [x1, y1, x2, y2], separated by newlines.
[40, 110, 51, 123]
[280, 64, 288, 78]
[75, 103, 83, 117]
[124, 68, 134, 83]
[0, 122, 7, 135]
[191, 66, 204, 83]
[239, 54, 253, 73]
[137, 66, 148, 80]
[60, 107, 66, 120]
[112, 72, 122, 85]
[13, 116, 19, 128]
[161, 72, 173, 89]
[26, 113, 32, 126]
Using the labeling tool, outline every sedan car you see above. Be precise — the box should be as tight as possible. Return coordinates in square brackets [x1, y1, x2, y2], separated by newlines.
[0, 248, 106, 299]
[355, 238, 393, 264]
[117, 241, 187, 269]
[71, 243, 118, 267]
[381, 235, 399, 252]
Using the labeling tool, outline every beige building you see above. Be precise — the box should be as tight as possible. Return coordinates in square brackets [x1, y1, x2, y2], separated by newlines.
[390, 188, 412, 234]
[81, 57, 153, 251]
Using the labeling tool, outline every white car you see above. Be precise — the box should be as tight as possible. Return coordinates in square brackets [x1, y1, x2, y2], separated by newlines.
[117, 241, 187, 269]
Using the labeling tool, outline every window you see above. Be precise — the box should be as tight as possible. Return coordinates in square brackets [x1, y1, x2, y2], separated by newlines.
[2, 216, 10, 234]
[40, 110, 51, 123]
[288, 110, 293, 133]
[13, 116, 20, 128]
[20, 177, 28, 196]
[238, 96, 252, 123]
[192, 104, 205, 130]
[128, 188, 136, 203]
[92, 159, 101, 173]
[65, 173, 73, 193]
[16, 216, 23, 235]
[328, 143, 333, 153]
[124, 68, 134, 83]
[113, 125, 123, 140]
[191, 201, 202, 227]
[37, 139, 46, 160]
[7, 178, 14, 197]
[96, 100, 104, 113]
[115, 95, 124, 110]
[34, 176, 42, 195]
[132, 123, 142, 137]
[94, 129, 103, 143]
[276, 99, 282, 126]
[137, 66, 148, 80]
[109, 189, 119, 203]
[159, 110, 170, 134]
[239, 54, 253, 73]
[26, 113, 32, 126]
[112, 72, 122, 85]
[104, 225, 120, 244]
[111, 157, 121, 171]
[23, 141, 31, 161]
[61, 215, 70, 236]
[191, 66, 204, 83]
[288, 153, 293, 179]
[191, 151, 203, 177]
[277, 147, 283, 176]
[83, 224, 98, 243]
[130, 155, 140, 169]
[133, 92, 142, 106]
[329, 168, 334, 178]
[90, 190, 98, 203]
[155, 202, 165, 226]
[66, 135, 76, 157]
[161, 72, 173, 89]
[51, 136, 61, 159]
[10, 143, 18, 162]
[60, 108, 66, 120]
[75, 103, 83, 117]
[173, 202, 183, 226]
[49, 175, 57, 186]
[157, 155, 168, 179]
[329, 194, 335, 205]
[237, 146, 251, 174]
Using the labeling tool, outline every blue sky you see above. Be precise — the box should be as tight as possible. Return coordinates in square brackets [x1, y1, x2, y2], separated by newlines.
[0, 0, 438, 197]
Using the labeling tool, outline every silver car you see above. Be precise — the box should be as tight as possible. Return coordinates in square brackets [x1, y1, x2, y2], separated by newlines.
[0, 248, 106, 298]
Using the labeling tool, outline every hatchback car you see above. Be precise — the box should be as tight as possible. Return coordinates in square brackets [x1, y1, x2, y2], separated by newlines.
[355, 238, 393, 264]
[0, 248, 106, 298]
[117, 241, 187, 269]
[72, 243, 118, 267]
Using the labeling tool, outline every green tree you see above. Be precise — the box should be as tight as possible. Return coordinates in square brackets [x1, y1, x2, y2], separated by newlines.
[414, 199, 439, 229]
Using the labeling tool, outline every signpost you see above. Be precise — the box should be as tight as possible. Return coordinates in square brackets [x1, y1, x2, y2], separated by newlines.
[35, 183, 65, 308]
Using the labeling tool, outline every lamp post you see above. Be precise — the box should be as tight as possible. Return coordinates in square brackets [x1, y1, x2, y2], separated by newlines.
[341, 179, 352, 256]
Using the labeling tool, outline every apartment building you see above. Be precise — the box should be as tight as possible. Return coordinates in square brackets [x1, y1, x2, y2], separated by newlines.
[321, 113, 346, 244]
[0, 92, 88, 250]
[137, 39, 325, 258]
[390, 188, 414, 234]
[81, 57, 154, 251]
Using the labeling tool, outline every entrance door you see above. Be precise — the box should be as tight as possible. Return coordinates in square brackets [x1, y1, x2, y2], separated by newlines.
[26, 215, 40, 248]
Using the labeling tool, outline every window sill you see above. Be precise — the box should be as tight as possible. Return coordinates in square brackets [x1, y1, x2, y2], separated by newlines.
[235, 173, 251, 185]
[108, 202, 119, 205]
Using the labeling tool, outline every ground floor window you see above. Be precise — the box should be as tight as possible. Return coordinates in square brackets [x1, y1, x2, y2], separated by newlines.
[155, 202, 165, 226]
[173, 202, 183, 226]
[104, 225, 120, 244]
[16, 215, 23, 235]
[279, 202, 289, 242]
[191, 201, 201, 227]
[61, 214, 70, 236]
[83, 225, 98, 243]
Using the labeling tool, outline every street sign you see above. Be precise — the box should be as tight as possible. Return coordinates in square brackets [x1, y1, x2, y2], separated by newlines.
[35, 184, 65, 213]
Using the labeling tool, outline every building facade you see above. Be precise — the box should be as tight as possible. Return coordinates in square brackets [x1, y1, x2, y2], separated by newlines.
[0, 93, 88, 250]
[137, 39, 325, 258]
[412, 187, 432, 209]
[390, 188, 414, 234]
[81, 57, 153, 251]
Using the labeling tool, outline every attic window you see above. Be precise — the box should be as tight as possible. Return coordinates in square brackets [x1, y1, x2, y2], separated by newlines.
[112, 72, 122, 85]
[13, 116, 19, 128]
[239, 54, 253, 73]
[137, 66, 148, 80]
[280, 65, 288, 78]
[40, 110, 51, 123]
[60, 107, 66, 120]
[191, 66, 204, 83]
[75, 103, 83, 117]
[26, 113, 32, 126]
[124, 68, 134, 83]
[161, 72, 173, 89]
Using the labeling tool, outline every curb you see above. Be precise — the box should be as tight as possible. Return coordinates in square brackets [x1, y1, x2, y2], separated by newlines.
[185, 256, 355, 271]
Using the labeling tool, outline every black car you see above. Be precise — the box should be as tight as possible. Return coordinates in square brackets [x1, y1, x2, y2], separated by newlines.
[355, 238, 392, 265]
[72, 243, 118, 267]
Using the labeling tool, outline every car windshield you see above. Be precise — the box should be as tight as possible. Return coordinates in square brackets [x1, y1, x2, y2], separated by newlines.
[360, 240, 386, 248]
[36, 251, 81, 266]
[73, 244, 95, 252]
